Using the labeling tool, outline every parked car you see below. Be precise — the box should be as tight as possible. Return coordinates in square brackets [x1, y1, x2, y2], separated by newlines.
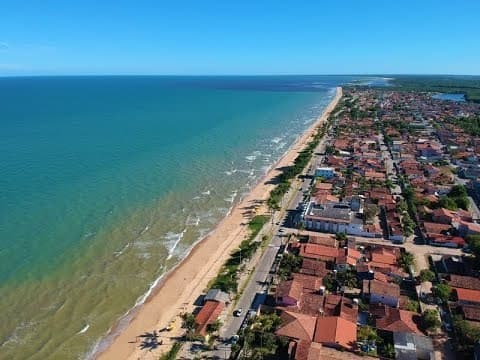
[230, 335, 239, 344]
[233, 308, 243, 317]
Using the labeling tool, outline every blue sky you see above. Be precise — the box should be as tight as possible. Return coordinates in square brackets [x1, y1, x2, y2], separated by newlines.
[1, 0, 479, 75]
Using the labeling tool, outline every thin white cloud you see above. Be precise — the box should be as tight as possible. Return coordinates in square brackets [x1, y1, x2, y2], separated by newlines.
[0, 42, 9, 50]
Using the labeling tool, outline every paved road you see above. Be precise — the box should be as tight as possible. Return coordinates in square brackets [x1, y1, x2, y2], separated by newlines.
[212, 229, 284, 358]
[211, 133, 331, 358]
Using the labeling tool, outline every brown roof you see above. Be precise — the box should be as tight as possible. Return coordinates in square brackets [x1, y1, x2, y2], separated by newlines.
[308, 235, 338, 247]
[364, 280, 400, 298]
[299, 293, 326, 316]
[462, 305, 480, 322]
[195, 300, 225, 335]
[449, 275, 480, 290]
[277, 280, 303, 302]
[339, 300, 358, 323]
[300, 258, 329, 277]
[276, 311, 317, 341]
[375, 307, 421, 334]
[313, 316, 357, 349]
[292, 273, 323, 293]
[423, 221, 451, 234]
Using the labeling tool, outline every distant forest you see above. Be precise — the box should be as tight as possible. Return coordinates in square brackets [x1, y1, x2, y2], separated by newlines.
[387, 75, 480, 103]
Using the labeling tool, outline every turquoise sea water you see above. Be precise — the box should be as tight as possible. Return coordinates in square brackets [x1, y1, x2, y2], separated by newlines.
[0, 76, 381, 359]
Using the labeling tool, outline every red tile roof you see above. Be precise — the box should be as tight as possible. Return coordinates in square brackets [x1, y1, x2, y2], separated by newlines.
[375, 308, 422, 334]
[313, 316, 357, 349]
[455, 287, 480, 304]
[195, 300, 225, 335]
[276, 311, 317, 341]
[300, 243, 340, 261]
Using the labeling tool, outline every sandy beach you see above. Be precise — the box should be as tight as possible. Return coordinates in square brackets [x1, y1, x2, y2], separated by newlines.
[96, 86, 342, 360]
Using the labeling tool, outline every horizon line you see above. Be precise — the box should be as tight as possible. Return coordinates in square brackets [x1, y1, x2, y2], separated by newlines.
[1, 73, 480, 78]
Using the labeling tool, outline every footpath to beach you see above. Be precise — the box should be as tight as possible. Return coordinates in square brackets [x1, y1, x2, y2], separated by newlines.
[96, 87, 343, 360]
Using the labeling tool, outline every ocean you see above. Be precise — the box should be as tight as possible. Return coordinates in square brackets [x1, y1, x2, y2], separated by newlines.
[0, 75, 385, 359]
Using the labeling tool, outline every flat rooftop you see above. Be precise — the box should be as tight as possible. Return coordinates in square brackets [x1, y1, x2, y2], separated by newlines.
[305, 202, 352, 222]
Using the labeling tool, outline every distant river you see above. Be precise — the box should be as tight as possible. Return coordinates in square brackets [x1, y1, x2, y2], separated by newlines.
[0, 75, 385, 359]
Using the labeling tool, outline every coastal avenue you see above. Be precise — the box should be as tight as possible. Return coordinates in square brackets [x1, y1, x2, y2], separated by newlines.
[212, 128, 332, 359]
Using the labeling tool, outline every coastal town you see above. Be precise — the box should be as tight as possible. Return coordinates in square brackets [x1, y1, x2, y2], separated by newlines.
[136, 87, 480, 360]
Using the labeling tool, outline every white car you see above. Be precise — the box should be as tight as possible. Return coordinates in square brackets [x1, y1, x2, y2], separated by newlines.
[233, 308, 243, 317]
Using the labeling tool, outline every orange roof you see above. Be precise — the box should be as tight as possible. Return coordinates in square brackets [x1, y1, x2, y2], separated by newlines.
[313, 316, 357, 349]
[375, 308, 421, 334]
[300, 244, 340, 260]
[276, 311, 317, 341]
[455, 287, 480, 303]
[195, 300, 225, 335]
[371, 248, 398, 265]
[316, 182, 333, 190]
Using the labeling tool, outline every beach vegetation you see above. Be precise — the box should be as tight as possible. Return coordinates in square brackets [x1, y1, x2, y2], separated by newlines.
[267, 117, 334, 211]
[180, 312, 199, 341]
[209, 215, 269, 293]
[159, 341, 183, 360]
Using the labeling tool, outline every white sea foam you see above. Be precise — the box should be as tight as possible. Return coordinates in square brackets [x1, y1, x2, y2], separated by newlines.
[201, 190, 211, 196]
[245, 155, 256, 162]
[165, 229, 186, 260]
[225, 168, 238, 176]
[139, 225, 149, 235]
[271, 137, 282, 144]
[77, 324, 90, 334]
[114, 242, 130, 257]
[224, 191, 237, 204]
[185, 215, 200, 226]
[192, 196, 201, 200]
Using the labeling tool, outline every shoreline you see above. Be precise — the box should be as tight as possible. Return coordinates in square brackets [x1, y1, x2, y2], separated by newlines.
[95, 86, 343, 360]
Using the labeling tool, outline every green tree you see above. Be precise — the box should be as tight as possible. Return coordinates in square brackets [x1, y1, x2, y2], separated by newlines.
[405, 300, 419, 313]
[399, 252, 415, 272]
[418, 269, 435, 283]
[358, 326, 379, 342]
[433, 283, 452, 303]
[422, 309, 441, 332]
[452, 314, 480, 352]
[438, 196, 458, 210]
[449, 185, 467, 198]
[181, 312, 198, 341]
[206, 319, 222, 335]
[379, 342, 395, 359]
